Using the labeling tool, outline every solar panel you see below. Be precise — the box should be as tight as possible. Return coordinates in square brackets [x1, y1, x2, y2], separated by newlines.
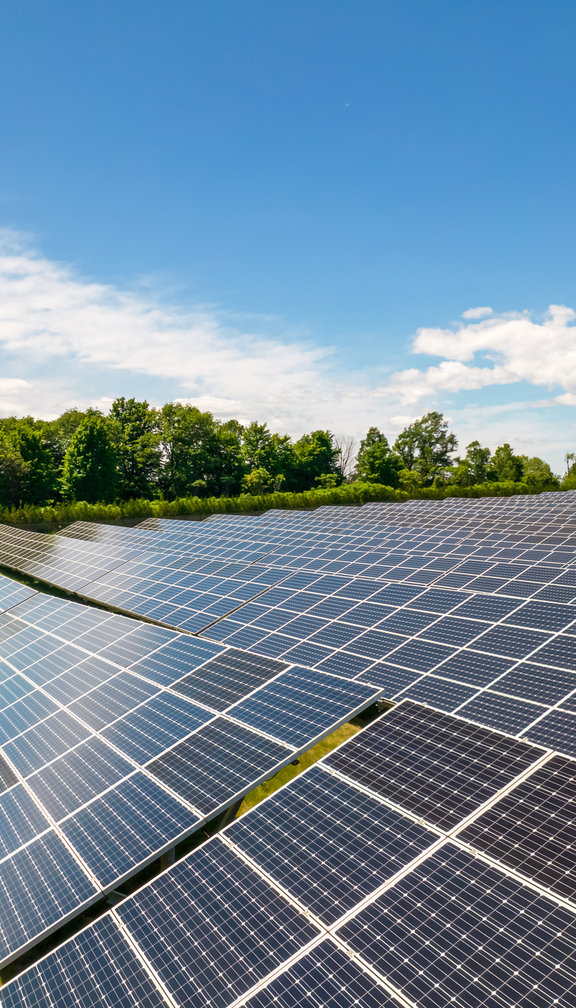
[337, 842, 576, 1008]
[0, 831, 98, 964]
[0, 915, 170, 1008]
[226, 762, 438, 924]
[6, 493, 576, 997]
[242, 939, 401, 1008]
[325, 700, 545, 830]
[460, 753, 576, 902]
[145, 717, 295, 813]
[115, 839, 321, 1008]
[227, 667, 380, 748]
[1, 695, 573, 1007]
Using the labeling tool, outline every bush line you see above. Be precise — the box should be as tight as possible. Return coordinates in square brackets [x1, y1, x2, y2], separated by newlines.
[0, 479, 550, 527]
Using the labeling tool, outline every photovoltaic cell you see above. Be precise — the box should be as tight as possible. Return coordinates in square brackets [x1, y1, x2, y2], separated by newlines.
[60, 772, 200, 887]
[171, 648, 287, 711]
[0, 753, 18, 793]
[0, 831, 97, 964]
[228, 667, 381, 748]
[244, 940, 400, 1008]
[521, 708, 576, 758]
[457, 691, 545, 734]
[0, 915, 170, 1008]
[101, 691, 215, 763]
[0, 784, 51, 859]
[3, 709, 93, 777]
[460, 753, 576, 902]
[147, 717, 292, 814]
[27, 736, 135, 822]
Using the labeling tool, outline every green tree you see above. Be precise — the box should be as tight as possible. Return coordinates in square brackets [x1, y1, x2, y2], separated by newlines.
[491, 443, 524, 482]
[242, 422, 295, 484]
[315, 473, 341, 488]
[291, 430, 341, 491]
[394, 411, 457, 485]
[448, 441, 493, 487]
[355, 428, 402, 486]
[60, 412, 117, 502]
[40, 409, 87, 468]
[562, 454, 576, 489]
[17, 426, 58, 504]
[0, 433, 28, 508]
[242, 467, 275, 495]
[109, 397, 161, 499]
[398, 468, 423, 492]
[159, 404, 244, 498]
[519, 455, 559, 491]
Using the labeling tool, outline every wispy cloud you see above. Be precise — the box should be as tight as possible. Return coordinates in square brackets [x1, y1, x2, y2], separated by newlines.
[461, 306, 493, 320]
[0, 230, 386, 432]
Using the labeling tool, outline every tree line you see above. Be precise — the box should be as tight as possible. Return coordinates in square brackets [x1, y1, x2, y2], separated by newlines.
[0, 401, 566, 510]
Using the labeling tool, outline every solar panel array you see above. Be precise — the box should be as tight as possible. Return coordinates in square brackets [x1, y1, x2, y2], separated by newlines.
[2, 491, 576, 1005]
[3, 492, 576, 754]
[0, 572, 381, 967]
[3, 700, 576, 1008]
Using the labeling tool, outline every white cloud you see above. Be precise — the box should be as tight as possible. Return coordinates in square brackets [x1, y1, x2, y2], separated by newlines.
[384, 305, 576, 404]
[0, 377, 32, 414]
[462, 306, 493, 319]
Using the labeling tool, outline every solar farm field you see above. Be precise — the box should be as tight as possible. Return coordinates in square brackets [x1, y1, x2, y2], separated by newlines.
[1, 491, 576, 1007]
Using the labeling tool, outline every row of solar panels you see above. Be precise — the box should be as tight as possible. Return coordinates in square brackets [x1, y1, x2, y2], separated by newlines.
[0, 574, 381, 968]
[4, 502, 576, 755]
[2, 700, 575, 1008]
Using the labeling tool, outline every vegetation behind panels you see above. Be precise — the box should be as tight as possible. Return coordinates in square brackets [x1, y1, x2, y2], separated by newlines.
[0, 399, 570, 525]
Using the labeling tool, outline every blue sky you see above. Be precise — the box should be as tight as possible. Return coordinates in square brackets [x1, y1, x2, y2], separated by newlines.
[0, 0, 575, 471]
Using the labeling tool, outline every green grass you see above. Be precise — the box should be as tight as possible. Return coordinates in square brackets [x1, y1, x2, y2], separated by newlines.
[235, 722, 361, 818]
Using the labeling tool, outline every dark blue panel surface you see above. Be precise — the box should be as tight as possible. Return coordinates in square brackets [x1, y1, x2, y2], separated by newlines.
[61, 772, 199, 887]
[0, 784, 51, 858]
[245, 940, 399, 1008]
[172, 648, 287, 711]
[0, 831, 97, 964]
[0, 914, 169, 1008]
[147, 718, 291, 814]
[461, 754, 576, 902]
[228, 763, 436, 924]
[117, 839, 321, 1008]
[326, 702, 543, 831]
[27, 737, 135, 821]
[338, 843, 576, 1008]
[3, 709, 93, 776]
[129, 636, 223, 686]
[101, 691, 214, 763]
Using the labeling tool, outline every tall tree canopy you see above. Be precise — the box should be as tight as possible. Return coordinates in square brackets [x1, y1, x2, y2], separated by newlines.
[291, 430, 341, 492]
[159, 404, 244, 499]
[355, 428, 402, 486]
[491, 443, 524, 482]
[0, 401, 564, 508]
[110, 397, 161, 500]
[448, 441, 493, 487]
[60, 412, 117, 503]
[394, 411, 457, 485]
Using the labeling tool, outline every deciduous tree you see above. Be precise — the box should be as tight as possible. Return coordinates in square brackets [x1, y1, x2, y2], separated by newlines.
[60, 412, 117, 502]
[394, 412, 457, 485]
